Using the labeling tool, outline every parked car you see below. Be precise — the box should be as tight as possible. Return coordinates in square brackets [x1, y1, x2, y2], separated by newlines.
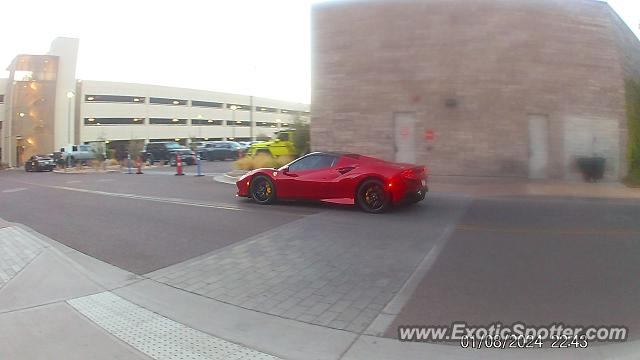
[236, 152, 428, 213]
[25, 155, 56, 172]
[203, 141, 245, 161]
[192, 141, 215, 160]
[60, 144, 96, 166]
[142, 142, 196, 166]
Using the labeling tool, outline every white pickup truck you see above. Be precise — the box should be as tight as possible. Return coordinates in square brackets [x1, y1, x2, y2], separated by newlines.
[60, 144, 96, 165]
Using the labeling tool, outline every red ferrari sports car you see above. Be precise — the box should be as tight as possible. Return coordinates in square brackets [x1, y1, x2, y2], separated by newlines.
[236, 152, 427, 213]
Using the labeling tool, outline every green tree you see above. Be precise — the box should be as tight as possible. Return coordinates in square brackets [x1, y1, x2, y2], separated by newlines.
[127, 140, 145, 161]
[292, 115, 310, 156]
[625, 79, 640, 185]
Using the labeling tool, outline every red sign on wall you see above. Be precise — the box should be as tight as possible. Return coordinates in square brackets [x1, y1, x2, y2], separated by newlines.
[424, 129, 435, 140]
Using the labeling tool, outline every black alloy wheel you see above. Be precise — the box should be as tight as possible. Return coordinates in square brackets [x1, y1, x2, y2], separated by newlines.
[357, 179, 391, 213]
[250, 176, 276, 204]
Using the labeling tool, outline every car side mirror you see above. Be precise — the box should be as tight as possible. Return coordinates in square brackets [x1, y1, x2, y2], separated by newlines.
[274, 139, 281, 143]
[281, 166, 289, 173]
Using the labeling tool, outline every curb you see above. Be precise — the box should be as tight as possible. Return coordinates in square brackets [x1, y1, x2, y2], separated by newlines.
[213, 174, 241, 185]
[213, 170, 247, 185]
[52, 169, 121, 174]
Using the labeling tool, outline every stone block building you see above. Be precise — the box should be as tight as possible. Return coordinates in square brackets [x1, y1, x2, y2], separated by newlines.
[311, 0, 640, 180]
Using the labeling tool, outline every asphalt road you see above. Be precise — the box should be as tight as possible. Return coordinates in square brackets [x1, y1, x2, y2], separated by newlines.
[0, 162, 320, 274]
[2, 163, 640, 342]
[388, 195, 640, 341]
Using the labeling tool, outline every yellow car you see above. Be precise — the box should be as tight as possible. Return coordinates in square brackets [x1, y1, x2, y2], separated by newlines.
[247, 130, 297, 157]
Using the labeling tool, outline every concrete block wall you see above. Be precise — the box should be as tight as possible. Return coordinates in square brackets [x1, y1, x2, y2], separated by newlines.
[311, 0, 636, 180]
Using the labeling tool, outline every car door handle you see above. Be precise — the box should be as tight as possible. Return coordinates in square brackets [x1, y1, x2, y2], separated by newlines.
[337, 166, 355, 175]
[284, 172, 298, 177]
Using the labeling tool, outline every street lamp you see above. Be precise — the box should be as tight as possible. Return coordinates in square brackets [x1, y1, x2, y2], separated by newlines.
[66, 91, 75, 145]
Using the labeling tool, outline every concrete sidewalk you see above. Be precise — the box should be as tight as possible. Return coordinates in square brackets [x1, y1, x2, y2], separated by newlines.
[429, 176, 640, 200]
[1, 218, 639, 359]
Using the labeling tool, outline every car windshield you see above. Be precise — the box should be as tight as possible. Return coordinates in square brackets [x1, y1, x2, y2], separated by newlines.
[2, 2, 639, 359]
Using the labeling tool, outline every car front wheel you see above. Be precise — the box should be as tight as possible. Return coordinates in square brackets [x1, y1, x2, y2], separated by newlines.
[356, 179, 391, 213]
[250, 176, 276, 205]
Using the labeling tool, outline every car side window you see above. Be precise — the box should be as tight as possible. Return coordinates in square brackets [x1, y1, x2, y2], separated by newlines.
[289, 154, 337, 172]
[316, 154, 338, 168]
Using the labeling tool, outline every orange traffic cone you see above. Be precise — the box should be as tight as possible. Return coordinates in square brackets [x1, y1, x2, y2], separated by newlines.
[175, 153, 184, 176]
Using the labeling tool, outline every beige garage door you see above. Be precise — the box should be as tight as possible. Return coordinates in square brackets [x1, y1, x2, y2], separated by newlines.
[528, 114, 549, 179]
[394, 112, 416, 164]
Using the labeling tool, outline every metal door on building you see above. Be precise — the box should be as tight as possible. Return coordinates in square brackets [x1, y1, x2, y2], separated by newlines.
[528, 114, 549, 179]
[394, 113, 417, 164]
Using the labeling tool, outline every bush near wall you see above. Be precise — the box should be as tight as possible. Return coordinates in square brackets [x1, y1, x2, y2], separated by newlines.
[234, 154, 294, 171]
[625, 79, 640, 185]
[293, 116, 310, 156]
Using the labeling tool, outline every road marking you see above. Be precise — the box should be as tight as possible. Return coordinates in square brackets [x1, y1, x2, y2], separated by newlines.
[47, 185, 245, 211]
[66, 180, 83, 184]
[1, 187, 27, 193]
[143, 171, 223, 176]
[68, 292, 280, 360]
[456, 224, 640, 236]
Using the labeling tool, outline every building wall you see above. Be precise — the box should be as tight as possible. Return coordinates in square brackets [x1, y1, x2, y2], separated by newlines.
[48, 38, 79, 152]
[311, 0, 633, 180]
[0, 78, 6, 163]
[2, 55, 60, 166]
[78, 80, 310, 144]
[608, 6, 640, 178]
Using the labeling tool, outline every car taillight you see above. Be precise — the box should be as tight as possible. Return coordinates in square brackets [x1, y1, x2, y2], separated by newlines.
[401, 167, 426, 180]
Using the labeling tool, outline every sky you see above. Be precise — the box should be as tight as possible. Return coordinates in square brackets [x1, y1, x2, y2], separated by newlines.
[0, 0, 638, 104]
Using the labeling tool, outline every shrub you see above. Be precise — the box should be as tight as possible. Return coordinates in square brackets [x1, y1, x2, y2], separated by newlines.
[293, 116, 310, 156]
[625, 79, 640, 185]
[234, 154, 294, 171]
[105, 159, 119, 167]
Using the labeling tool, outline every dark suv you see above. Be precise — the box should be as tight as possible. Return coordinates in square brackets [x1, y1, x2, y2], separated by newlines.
[202, 141, 245, 161]
[142, 142, 196, 166]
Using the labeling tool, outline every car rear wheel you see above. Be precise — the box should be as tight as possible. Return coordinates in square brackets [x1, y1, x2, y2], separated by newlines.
[356, 179, 391, 213]
[250, 176, 276, 205]
[169, 156, 177, 167]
